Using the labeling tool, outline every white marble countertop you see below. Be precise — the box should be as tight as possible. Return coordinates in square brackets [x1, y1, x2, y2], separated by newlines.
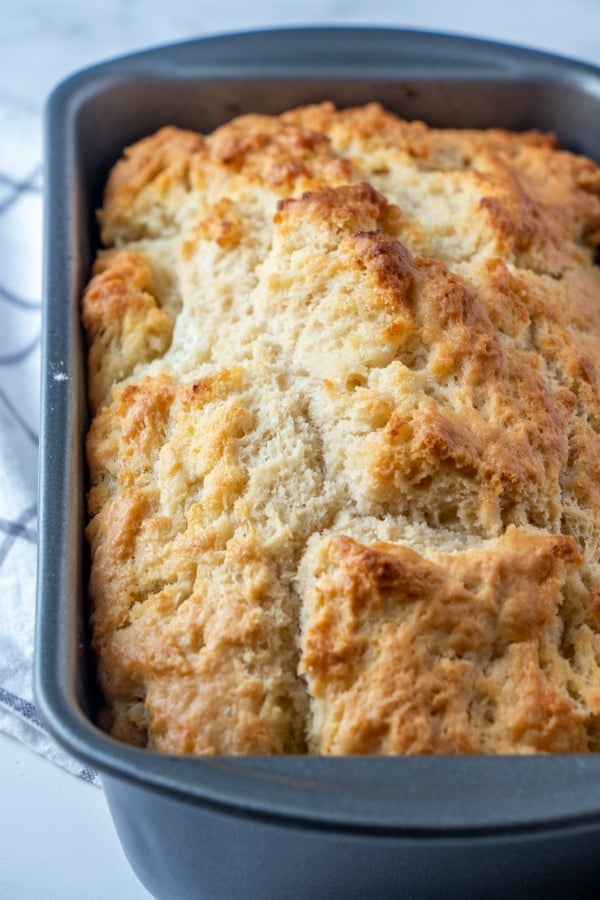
[0, 732, 150, 898]
[0, 3, 598, 899]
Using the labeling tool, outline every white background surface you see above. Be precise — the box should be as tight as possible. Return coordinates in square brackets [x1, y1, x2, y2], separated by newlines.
[1, 2, 599, 899]
[0, 732, 150, 898]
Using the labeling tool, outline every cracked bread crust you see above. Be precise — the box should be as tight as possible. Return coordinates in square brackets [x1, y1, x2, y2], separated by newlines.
[299, 529, 587, 754]
[83, 102, 600, 755]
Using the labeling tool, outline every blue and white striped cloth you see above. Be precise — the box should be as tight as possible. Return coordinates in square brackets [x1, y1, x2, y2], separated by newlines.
[0, 102, 99, 785]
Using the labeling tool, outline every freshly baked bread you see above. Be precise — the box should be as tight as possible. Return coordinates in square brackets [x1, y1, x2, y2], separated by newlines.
[82, 102, 600, 755]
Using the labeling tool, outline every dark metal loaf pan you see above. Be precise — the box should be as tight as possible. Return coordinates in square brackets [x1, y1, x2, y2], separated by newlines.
[36, 27, 600, 900]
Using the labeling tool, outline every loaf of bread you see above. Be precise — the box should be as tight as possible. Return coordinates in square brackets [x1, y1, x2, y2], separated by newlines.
[82, 102, 600, 755]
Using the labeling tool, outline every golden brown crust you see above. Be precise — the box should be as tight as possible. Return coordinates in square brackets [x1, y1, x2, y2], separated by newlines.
[83, 102, 600, 755]
[299, 530, 586, 754]
[99, 127, 208, 244]
[81, 251, 174, 412]
[86, 370, 308, 753]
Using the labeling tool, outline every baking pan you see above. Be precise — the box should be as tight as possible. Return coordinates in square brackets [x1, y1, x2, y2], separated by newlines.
[36, 27, 600, 900]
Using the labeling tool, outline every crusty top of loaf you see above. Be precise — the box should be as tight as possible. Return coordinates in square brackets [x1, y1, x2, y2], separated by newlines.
[82, 102, 600, 754]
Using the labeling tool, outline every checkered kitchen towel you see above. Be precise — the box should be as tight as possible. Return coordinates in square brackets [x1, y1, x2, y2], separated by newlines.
[0, 102, 98, 785]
